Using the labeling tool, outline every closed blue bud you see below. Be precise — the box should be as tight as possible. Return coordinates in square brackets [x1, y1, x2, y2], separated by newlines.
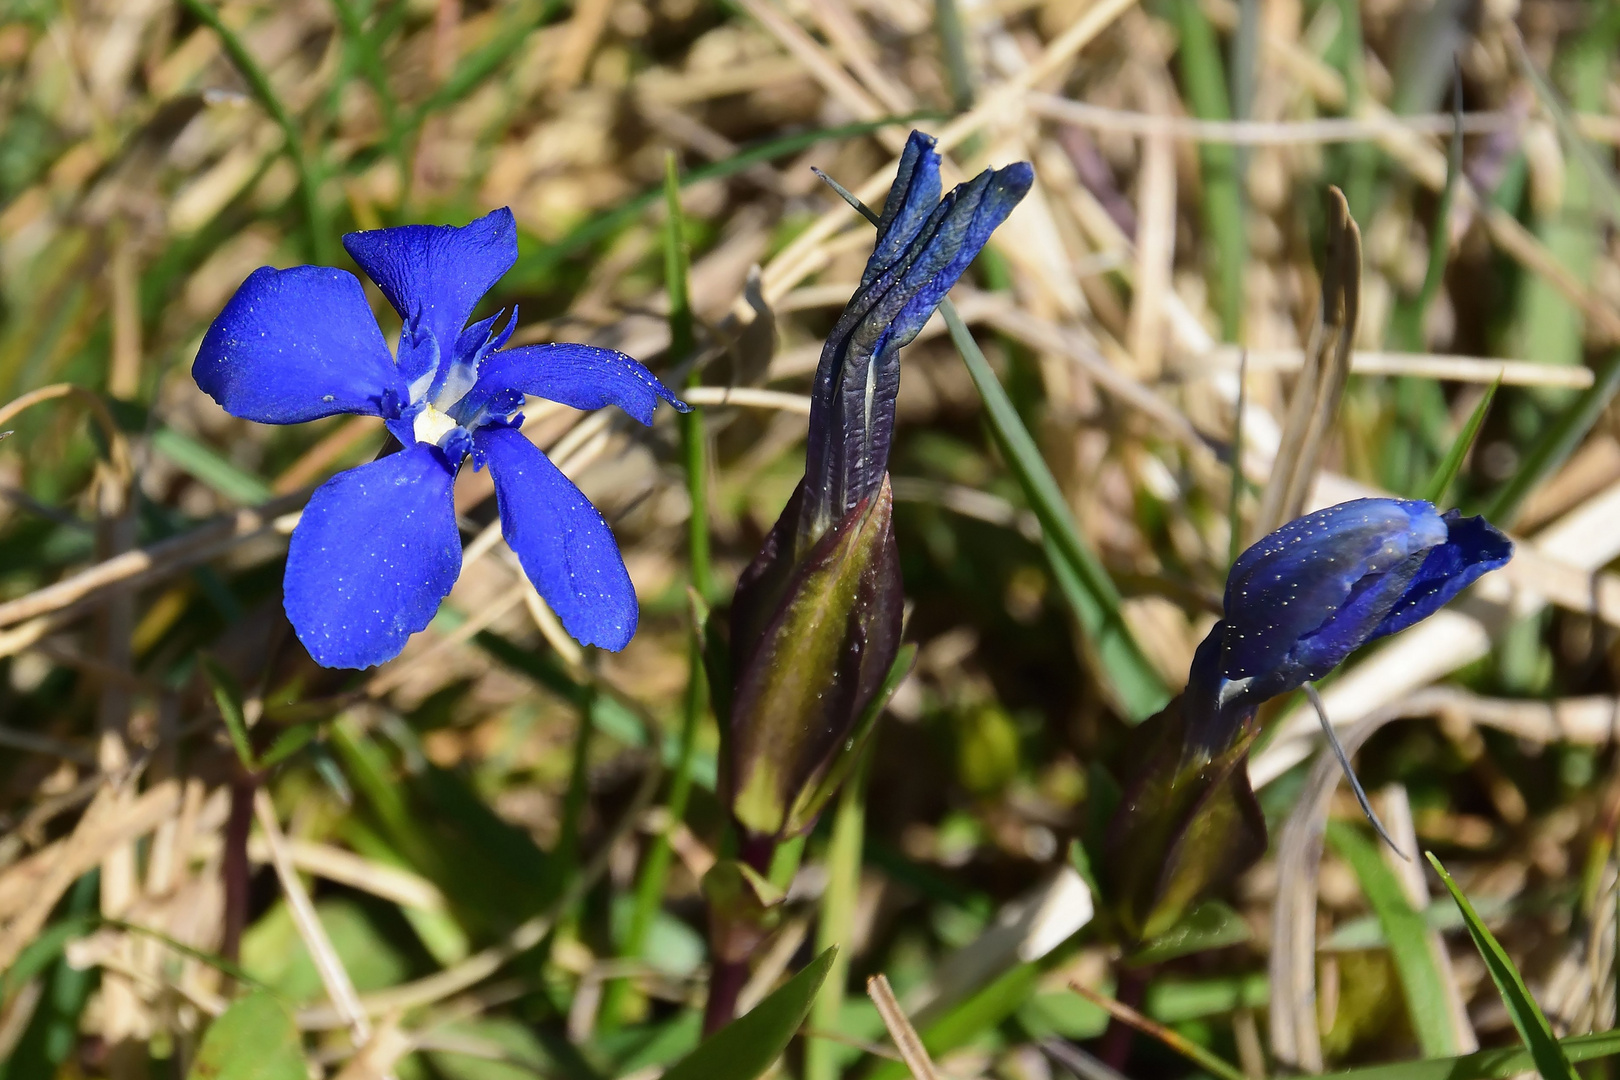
[193, 208, 686, 669]
[1213, 498, 1513, 716]
[796, 131, 1033, 548]
[722, 132, 1032, 842]
[1103, 497, 1511, 941]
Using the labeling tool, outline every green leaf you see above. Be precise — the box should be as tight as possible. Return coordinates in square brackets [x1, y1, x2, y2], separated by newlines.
[1418, 374, 1499, 506]
[1329, 1028, 1620, 1080]
[1127, 899, 1252, 966]
[1426, 852, 1576, 1080]
[1482, 349, 1620, 527]
[1, 912, 97, 1002]
[944, 307, 1168, 722]
[201, 655, 255, 771]
[661, 945, 836, 1080]
[1329, 824, 1459, 1057]
[186, 992, 306, 1080]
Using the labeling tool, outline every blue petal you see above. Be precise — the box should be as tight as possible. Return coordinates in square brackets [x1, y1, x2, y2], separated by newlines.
[466, 343, 687, 425]
[284, 443, 462, 668]
[863, 131, 944, 288]
[1221, 499, 1446, 685]
[342, 207, 518, 383]
[1370, 510, 1514, 637]
[476, 425, 637, 651]
[802, 157, 1032, 538]
[194, 266, 405, 423]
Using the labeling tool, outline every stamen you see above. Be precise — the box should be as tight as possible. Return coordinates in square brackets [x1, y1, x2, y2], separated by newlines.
[412, 404, 461, 447]
[1305, 682, 1409, 860]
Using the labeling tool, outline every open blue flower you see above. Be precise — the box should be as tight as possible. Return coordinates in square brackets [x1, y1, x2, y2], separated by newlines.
[194, 207, 685, 669]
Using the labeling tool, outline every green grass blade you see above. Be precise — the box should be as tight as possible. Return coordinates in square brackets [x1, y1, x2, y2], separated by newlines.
[201, 655, 256, 771]
[602, 160, 713, 1028]
[1426, 852, 1576, 1080]
[665, 152, 714, 603]
[806, 750, 872, 1080]
[1330, 1028, 1620, 1080]
[1328, 824, 1460, 1057]
[1514, 31, 1620, 229]
[1174, 0, 1246, 343]
[409, 0, 567, 123]
[1481, 350, 1620, 527]
[1418, 374, 1498, 506]
[662, 946, 837, 1080]
[607, 631, 709, 1027]
[175, 0, 332, 263]
[944, 305, 1168, 721]
[151, 428, 273, 505]
[935, 0, 974, 113]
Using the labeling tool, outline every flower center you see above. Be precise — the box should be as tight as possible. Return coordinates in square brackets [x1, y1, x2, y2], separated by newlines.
[413, 403, 461, 446]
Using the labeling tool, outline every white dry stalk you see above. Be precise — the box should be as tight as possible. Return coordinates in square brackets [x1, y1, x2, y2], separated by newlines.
[869, 973, 944, 1080]
[1195, 346, 1596, 388]
[505, 550, 587, 671]
[332, 1013, 412, 1080]
[0, 780, 182, 968]
[1026, 92, 1620, 146]
[252, 789, 371, 1046]
[681, 386, 813, 414]
[758, 0, 1142, 304]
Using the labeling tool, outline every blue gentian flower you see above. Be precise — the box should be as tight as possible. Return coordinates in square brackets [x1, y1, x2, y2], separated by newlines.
[1208, 497, 1513, 715]
[795, 131, 1034, 547]
[722, 131, 1032, 845]
[193, 208, 685, 669]
[1103, 497, 1511, 939]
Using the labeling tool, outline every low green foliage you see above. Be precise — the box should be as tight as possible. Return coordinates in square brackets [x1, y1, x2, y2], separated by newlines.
[185, 993, 305, 1080]
[661, 947, 837, 1080]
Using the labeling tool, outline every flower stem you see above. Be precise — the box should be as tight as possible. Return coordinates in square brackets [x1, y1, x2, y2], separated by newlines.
[1098, 966, 1151, 1070]
[703, 833, 777, 1035]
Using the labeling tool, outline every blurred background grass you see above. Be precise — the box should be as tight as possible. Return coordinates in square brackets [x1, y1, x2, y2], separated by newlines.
[1, 0, 1620, 1076]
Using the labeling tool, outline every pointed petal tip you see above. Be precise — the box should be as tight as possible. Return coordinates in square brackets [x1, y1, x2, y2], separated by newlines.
[477, 426, 640, 654]
[993, 160, 1035, 197]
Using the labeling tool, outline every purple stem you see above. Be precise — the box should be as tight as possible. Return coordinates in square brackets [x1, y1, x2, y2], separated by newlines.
[702, 831, 777, 1036]
[1098, 966, 1150, 1071]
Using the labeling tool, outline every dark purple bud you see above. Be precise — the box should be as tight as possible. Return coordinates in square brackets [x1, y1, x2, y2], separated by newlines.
[797, 131, 1033, 548]
[723, 477, 905, 843]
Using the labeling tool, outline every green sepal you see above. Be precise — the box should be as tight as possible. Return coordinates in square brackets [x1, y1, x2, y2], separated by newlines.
[1100, 694, 1267, 944]
[783, 642, 917, 836]
[725, 476, 904, 841]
